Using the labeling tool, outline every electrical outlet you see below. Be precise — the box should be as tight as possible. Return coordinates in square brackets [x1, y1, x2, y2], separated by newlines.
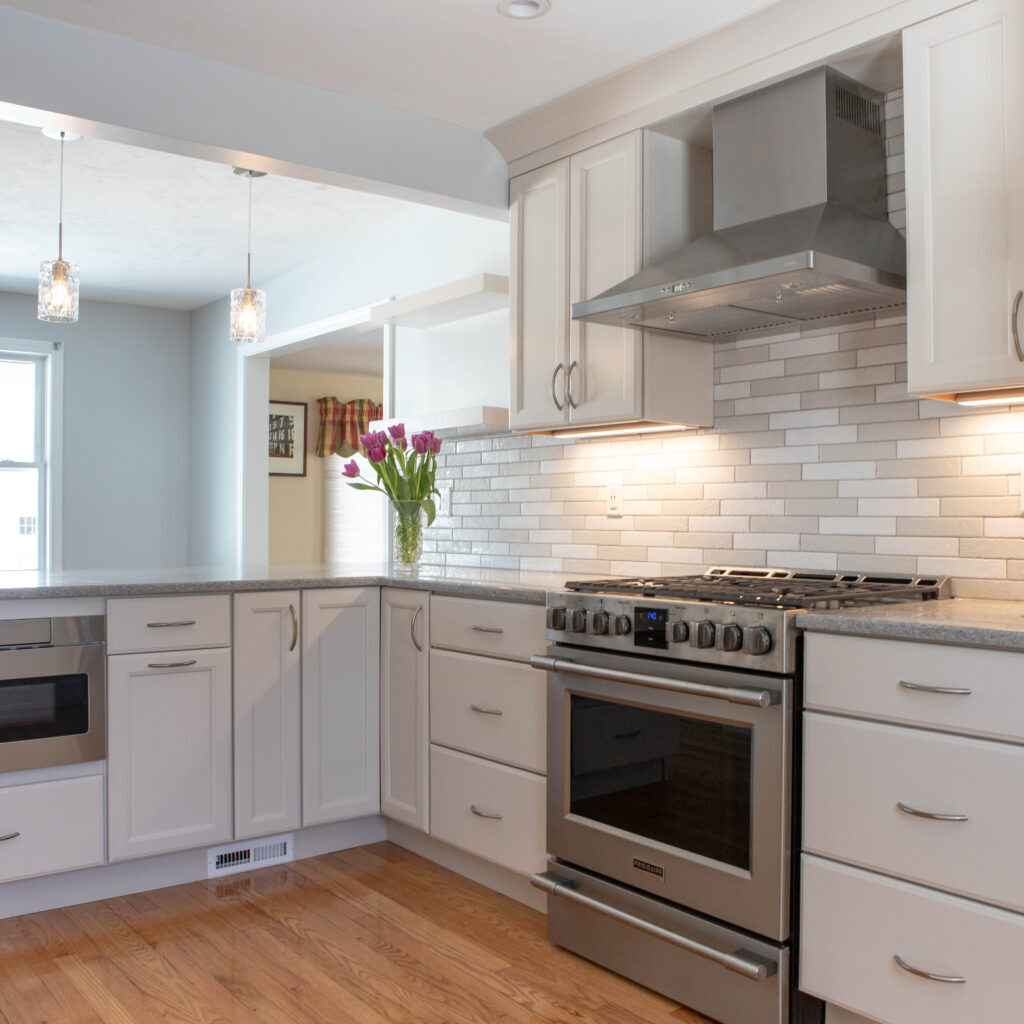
[438, 484, 453, 518]
[606, 477, 623, 518]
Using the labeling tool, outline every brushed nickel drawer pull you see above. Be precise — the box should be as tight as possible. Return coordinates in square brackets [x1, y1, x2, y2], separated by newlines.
[147, 659, 198, 669]
[615, 729, 642, 740]
[471, 625, 504, 634]
[410, 606, 423, 652]
[0, 832, 20, 842]
[897, 801, 968, 822]
[288, 604, 298, 652]
[898, 679, 972, 696]
[470, 704, 503, 716]
[1013, 289, 1024, 362]
[565, 359, 579, 409]
[894, 954, 966, 984]
[470, 805, 503, 820]
[146, 620, 196, 629]
[551, 362, 565, 411]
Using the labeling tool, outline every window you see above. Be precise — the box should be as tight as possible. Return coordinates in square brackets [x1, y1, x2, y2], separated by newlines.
[0, 343, 61, 571]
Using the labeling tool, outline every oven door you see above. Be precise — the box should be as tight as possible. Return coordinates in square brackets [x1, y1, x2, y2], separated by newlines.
[541, 644, 790, 941]
[0, 643, 106, 772]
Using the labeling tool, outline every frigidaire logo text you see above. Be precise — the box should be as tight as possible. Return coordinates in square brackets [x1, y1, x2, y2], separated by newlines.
[632, 857, 665, 882]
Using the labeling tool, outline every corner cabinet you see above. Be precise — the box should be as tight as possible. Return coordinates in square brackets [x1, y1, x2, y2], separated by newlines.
[904, 0, 1024, 398]
[301, 588, 380, 826]
[509, 130, 713, 433]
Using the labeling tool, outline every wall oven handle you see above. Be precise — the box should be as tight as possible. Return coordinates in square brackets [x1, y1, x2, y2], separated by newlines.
[528, 655, 779, 708]
[531, 873, 775, 982]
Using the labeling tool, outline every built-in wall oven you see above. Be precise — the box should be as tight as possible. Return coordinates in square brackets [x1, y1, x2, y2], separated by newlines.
[531, 568, 949, 1024]
[0, 615, 106, 773]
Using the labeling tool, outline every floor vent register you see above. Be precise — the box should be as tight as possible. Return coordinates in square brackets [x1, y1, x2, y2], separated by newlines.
[207, 833, 295, 878]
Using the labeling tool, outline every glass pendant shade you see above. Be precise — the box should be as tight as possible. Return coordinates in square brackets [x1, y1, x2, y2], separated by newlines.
[38, 258, 80, 323]
[229, 286, 266, 344]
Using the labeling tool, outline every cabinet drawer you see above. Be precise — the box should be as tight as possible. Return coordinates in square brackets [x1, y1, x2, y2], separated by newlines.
[801, 855, 1024, 1024]
[0, 775, 104, 882]
[430, 650, 545, 773]
[429, 745, 546, 876]
[804, 633, 1024, 743]
[804, 713, 1024, 912]
[107, 595, 231, 654]
[429, 596, 545, 662]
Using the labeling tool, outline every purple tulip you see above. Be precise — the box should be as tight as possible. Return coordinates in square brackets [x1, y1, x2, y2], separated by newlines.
[411, 432, 429, 455]
[342, 459, 360, 478]
[367, 445, 388, 464]
[388, 423, 406, 441]
[430, 436, 442, 455]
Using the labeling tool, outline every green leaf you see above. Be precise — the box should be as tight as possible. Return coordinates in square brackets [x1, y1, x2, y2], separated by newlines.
[420, 497, 437, 526]
[347, 482, 382, 492]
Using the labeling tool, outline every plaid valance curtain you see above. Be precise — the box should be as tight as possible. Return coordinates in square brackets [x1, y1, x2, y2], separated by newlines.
[315, 397, 383, 458]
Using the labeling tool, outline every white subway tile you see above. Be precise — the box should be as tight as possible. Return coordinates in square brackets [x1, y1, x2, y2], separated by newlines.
[689, 516, 750, 533]
[820, 517, 896, 535]
[857, 497, 939, 516]
[768, 409, 839, 430]
[720, 499, 786, 515]
[875, 536, 958, 557]
[897, 436, 984, 458]
[784, 425, 857, 446]
[917, 557, 1006, 580]
[734, 533, 800, 550]
[750, 445, 819, 464]
[802, 461, 877, 480]
[837, 479, 916, 497]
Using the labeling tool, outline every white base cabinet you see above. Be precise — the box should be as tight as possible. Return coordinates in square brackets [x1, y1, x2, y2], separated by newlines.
[301, 587, 380, 827]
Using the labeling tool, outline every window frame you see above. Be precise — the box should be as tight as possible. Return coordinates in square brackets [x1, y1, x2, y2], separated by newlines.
[0, 339, 63, 572]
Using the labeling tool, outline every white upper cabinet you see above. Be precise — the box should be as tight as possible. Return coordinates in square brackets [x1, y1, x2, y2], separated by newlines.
[904, 0, 1024, 397]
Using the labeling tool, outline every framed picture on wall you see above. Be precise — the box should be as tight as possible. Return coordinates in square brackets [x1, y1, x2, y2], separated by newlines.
[268, 400, 307, 477]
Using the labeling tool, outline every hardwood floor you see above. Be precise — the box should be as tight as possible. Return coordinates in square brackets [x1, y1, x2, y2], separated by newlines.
[0, 842, 714, 1024]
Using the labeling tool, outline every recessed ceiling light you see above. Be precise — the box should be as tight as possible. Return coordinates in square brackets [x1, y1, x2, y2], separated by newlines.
[497, 0, 551, 19]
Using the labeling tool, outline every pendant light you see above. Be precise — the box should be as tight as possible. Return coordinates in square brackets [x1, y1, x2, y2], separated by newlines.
[229, 168, 267, 344]
[37, 129, 81, 324]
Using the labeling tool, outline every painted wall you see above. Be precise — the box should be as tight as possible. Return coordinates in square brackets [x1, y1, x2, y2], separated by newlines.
[267, 368, 382, 566]
[0, 289, 190, 570]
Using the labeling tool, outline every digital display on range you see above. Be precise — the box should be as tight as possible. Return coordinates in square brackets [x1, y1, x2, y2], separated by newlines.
[633, 606, 668, 649]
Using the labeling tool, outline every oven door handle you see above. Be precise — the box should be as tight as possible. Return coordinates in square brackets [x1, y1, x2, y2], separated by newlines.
[531, 872, 775, 982]
[528, 655, 779, 708]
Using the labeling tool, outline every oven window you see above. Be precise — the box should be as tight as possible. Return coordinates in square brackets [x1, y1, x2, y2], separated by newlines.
[569, 695, 752, 871]
[0, 674, 89, 742]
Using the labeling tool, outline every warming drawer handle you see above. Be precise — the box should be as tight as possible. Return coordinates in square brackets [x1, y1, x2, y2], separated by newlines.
[898, 679, 972, 696]
[0, 832, 20, 842]
[528, 655, 778, 708]
[531, 872, 775, 983]
[894, 954, 966, 984]
[470, 805, 503, 820]
[897, 801, 969, 823]
[147, 659, 198, 669]
[146, 620, 196, 629]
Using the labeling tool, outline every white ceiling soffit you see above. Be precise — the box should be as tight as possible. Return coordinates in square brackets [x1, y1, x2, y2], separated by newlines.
[0, 119, 440, 310]
[270, 325, 384, 378]
[0, 0, 786, 133]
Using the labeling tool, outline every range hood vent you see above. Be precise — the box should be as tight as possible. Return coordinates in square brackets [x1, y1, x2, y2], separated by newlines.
[573, 67, 906, 337]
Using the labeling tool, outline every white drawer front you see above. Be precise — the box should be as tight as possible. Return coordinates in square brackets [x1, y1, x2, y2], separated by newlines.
[0, 775, 104, 882]
[429, 745, 546, 876]
[107, 595, 231, 654]
[801, 855, 1024, 1024]
[429, 596, 546, 662]
[804, 633, 1024, 743]
[430, 649, 546, 774]
[804, 713, 1024, 912]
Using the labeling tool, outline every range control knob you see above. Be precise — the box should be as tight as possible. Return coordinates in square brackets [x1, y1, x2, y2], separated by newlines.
[588, 611, 610, 636]
[545, 606, 567, 631]
[669, 621, 689, 643]
[568, 609, 588, 634]
[744, 626, 773, 656]
[720, 623, 743, 652]
[691, 621, 716, 649]
[612, 615, 632, 636]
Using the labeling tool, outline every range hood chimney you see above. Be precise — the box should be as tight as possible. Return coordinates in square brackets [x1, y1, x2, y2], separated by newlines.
[572, 67, 906, 337]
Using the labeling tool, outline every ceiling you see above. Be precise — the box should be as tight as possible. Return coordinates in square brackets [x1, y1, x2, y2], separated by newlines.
[0, 119, 444, 309]
[270, 325, 384, 378]
[0, 0, 785, 132]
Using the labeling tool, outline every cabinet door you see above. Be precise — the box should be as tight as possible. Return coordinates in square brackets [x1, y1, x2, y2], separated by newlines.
[380, 587, 429, 831]
[233, 591, 301, 840]
[568, 132, 644, 425]
[301, 588, 380, 826]
[108, 648, 232, 861]
[905, 0, 1024, 395]
[509, 158, 570, 430]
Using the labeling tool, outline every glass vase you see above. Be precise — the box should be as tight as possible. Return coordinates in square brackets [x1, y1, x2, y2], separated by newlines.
[392, 500, 424, 565]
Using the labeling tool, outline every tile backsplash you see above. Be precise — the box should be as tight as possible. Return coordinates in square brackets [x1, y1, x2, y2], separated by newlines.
[425, 314, 1024, 601]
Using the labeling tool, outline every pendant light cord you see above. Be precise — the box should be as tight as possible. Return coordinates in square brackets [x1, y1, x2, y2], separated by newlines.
[57, 131, 65, 262]
[247, 171, 253, 290]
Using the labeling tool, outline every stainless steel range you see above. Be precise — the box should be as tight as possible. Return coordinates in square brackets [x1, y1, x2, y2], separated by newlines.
[530, 567, 949, 1024]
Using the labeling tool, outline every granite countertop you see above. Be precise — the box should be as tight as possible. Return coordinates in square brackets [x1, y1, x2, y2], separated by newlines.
[799, 598, 1024, 652]
[0, 563, 576, 604]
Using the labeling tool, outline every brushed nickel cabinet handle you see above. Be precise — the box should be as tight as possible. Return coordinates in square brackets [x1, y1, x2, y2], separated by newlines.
[1013, 289, 1024, 362]
[898, 679, 972, 696]
[288, 604, 298, 652]
[470, 704, 503, 716]
[471, 625, 504, 634]
[897, 801, 968, 822]
[147, 659, 198, 669]
[894, 954, 966, 984]
[615, 729, 642, 740]
[470, 805, 503, 820]
[565, 359, 579, 409]
[551, 362, 565, 411]
[146, 620, 196, 629]
[410, 605, 423, 652]
[0, 832, 20, 842]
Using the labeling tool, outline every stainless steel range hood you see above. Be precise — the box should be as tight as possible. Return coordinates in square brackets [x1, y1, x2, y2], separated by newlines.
[572, 67, 906, 337]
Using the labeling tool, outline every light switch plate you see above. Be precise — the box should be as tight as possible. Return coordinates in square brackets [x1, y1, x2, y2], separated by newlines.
[438, 483, 453, 518]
